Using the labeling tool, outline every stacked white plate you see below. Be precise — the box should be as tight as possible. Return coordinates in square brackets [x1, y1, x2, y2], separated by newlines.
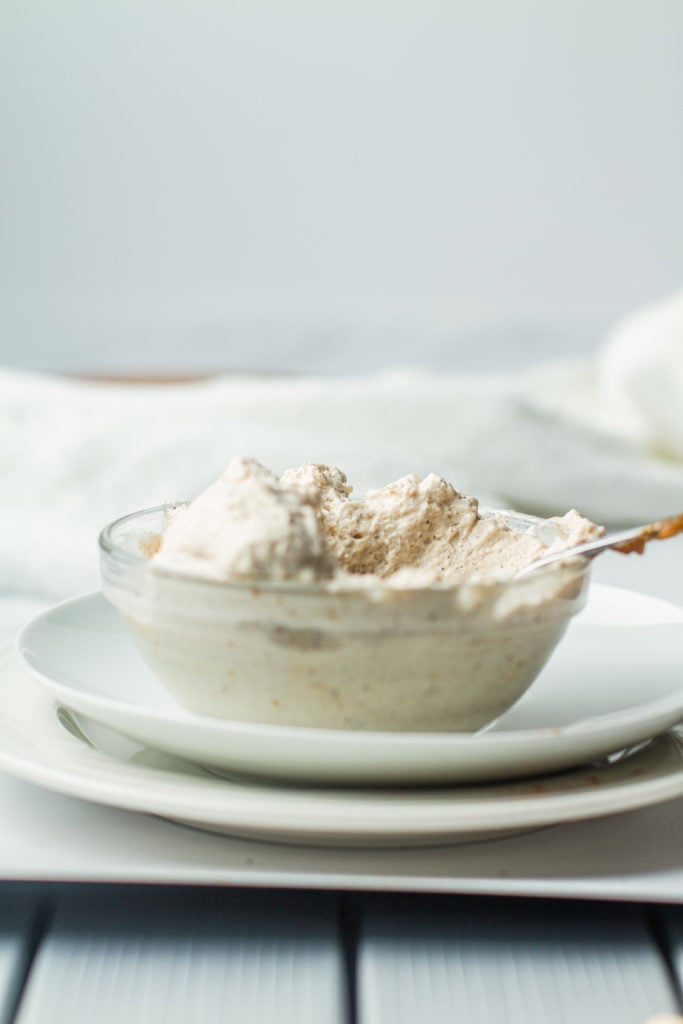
[3, 584, 683, 847]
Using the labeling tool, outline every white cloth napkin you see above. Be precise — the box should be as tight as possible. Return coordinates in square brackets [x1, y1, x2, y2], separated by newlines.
[2, 293, 683, 604]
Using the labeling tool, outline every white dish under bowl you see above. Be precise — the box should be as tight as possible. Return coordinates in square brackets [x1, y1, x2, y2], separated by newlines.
[3, 649, 683, 848]
[15, 585, 683, 786]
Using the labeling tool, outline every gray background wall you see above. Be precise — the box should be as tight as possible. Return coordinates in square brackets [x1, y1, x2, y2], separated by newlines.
[1, 0, 682, 373]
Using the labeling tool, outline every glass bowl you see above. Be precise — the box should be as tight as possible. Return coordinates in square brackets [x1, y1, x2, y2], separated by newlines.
[99, 505, 590, 733]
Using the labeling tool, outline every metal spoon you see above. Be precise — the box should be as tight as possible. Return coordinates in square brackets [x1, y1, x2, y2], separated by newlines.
[514, 511, 683, 579]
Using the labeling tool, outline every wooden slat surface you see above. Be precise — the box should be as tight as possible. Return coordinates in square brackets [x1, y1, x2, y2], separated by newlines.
[11, 887, 346, 1024]
[357, 895, 682, 1024]
[0, 888, 46, 1024]
[3, 886, 683, 1024]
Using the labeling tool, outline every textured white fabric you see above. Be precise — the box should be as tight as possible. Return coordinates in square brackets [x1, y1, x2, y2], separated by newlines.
[2, 295, 683, 603]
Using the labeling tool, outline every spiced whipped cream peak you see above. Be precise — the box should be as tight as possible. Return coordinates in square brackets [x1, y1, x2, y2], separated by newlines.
[153, 456, 335, 583]
[153, 457, 602, 585]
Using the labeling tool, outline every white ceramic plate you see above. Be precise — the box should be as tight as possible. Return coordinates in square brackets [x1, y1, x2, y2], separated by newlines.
[15, 586, 683, 786]
[3, 649, 683, 848]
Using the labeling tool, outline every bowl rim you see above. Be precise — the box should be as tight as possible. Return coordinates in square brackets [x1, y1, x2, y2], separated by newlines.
[98, 502, 590, 597]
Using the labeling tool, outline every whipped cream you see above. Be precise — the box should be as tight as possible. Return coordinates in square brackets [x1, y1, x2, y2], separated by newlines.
[153, 456, 601, 586]
[153, 457, 333, 583]
[106, 459, 597, 730]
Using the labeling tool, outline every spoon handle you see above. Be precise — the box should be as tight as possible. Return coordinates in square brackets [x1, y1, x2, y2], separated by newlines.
[611, 511, 683, 552]
[514, 512, 683, 579]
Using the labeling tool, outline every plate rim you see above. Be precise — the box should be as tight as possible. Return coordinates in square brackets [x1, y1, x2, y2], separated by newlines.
[13, 585, 683, 756]
[3, 650, 683, 844]
[16, 585, 683, 741]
